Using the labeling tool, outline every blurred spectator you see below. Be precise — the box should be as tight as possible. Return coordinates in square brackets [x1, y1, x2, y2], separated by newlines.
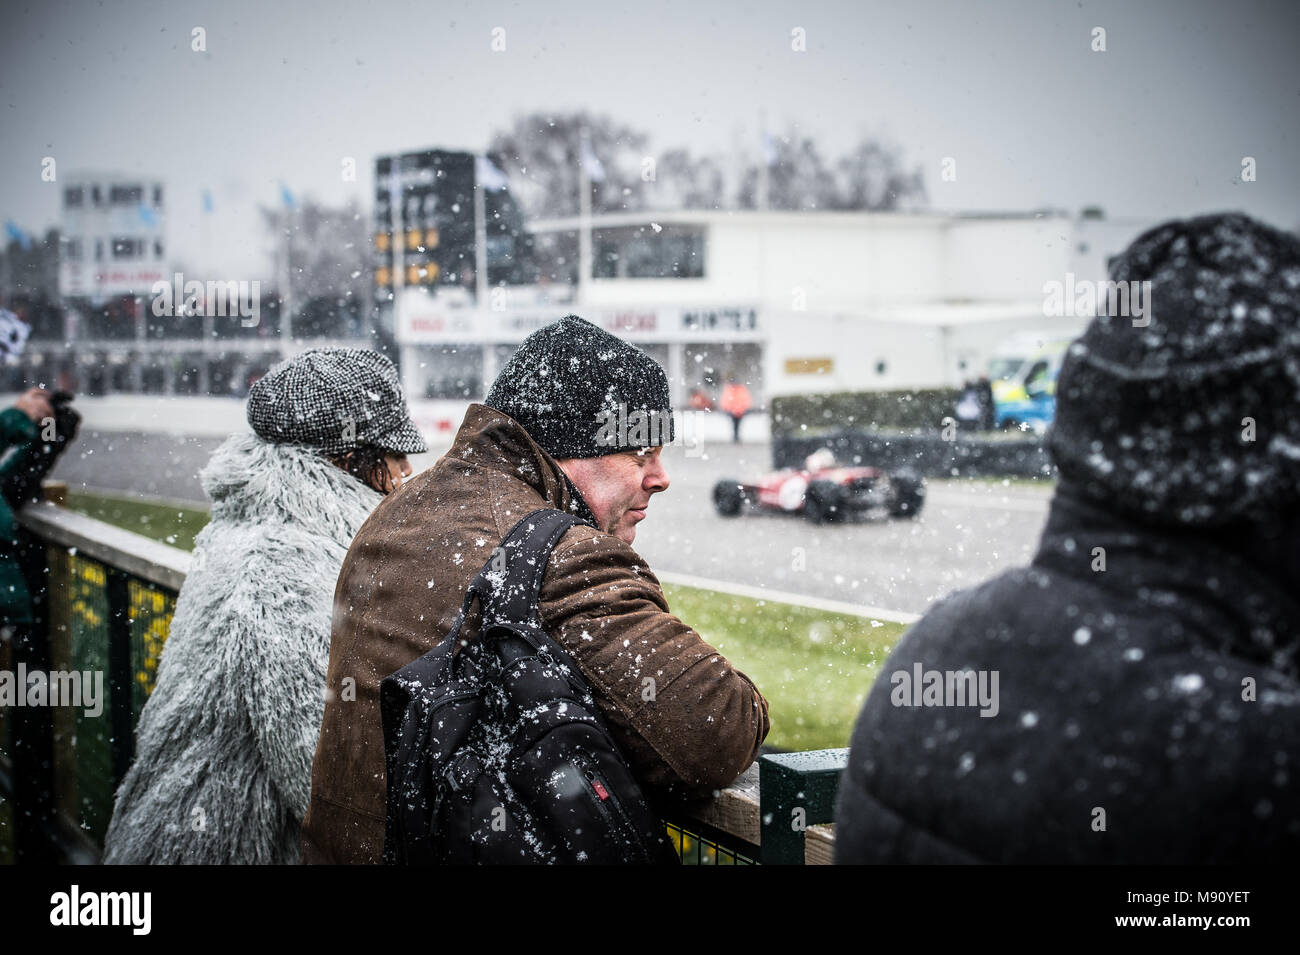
[0, 387, 59, 632]
[954, 377, 997, 431]
[836, 213, 1300, 863]
[720, 380, 752, 443]
[0, 385, 80, 862]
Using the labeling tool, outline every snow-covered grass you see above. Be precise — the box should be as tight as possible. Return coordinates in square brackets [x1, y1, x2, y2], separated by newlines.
[64, 490, 210, 551]
[60, 490, 905, 752]
[662, 583, 906, 752]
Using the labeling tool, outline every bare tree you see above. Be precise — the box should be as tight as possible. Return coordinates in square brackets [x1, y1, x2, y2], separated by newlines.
[488, 111, 651, 219]
[646, 149, 727, 211]
[833, 138, 928, 211]
[260, 197, 369, 338]
[486, 112, 926, 217]
[738, 129, 926, 211]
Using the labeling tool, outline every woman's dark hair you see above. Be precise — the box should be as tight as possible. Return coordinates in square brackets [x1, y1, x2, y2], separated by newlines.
[330, 445, 393, 494]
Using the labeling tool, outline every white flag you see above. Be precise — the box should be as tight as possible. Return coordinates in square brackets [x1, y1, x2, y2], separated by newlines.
[581, 138, 606, 182]
[0, 309, 30, 359]
[476, 155, 510, 192]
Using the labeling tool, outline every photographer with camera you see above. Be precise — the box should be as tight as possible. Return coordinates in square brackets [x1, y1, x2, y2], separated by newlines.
[0, 387, 80, 633]
[1, 385, 81, 862]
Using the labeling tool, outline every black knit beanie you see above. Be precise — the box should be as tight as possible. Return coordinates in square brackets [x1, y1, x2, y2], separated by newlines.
[485, 315, 675, 459]
[1048, 212, 1300, 527]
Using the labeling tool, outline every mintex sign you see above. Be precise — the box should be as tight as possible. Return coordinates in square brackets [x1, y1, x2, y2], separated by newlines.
[681, 306, 759, 334]
[396, 303, 763, 345]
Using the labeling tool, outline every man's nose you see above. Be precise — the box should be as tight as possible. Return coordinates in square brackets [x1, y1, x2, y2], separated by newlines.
[645, 456, 670, 493]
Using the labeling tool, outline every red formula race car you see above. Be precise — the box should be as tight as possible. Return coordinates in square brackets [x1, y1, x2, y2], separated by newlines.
[712, 449, 926, 523]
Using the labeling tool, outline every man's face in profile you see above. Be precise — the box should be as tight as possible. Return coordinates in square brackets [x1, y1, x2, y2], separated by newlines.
[556, 447, 670, 544]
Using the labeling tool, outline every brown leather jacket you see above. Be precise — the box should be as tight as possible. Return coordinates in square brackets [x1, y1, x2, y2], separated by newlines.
[301, 403, 770, 863]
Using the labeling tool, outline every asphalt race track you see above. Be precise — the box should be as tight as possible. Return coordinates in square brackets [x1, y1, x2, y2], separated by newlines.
[50, 430, 1052, 618]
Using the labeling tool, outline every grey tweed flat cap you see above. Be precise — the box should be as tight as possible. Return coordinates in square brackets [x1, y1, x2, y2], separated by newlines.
[246, 348, 427, 455]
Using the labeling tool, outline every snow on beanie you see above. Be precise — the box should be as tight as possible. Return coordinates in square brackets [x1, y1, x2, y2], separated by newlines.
[1048, 212, 1300, 527]
[484, 314, 675, 459]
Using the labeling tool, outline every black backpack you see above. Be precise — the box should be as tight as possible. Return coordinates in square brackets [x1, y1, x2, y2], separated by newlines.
[380, 508, 680, 865]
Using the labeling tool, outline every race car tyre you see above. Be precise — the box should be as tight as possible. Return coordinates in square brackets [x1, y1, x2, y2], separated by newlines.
[804, 480, 842, 524]
[889, 471, 926, 519]
[712, 479, 744, 517]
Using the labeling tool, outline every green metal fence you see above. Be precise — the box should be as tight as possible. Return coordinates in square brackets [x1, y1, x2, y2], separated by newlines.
[2, 501, 847, 864]
[662, 750, 847, 865]
[665, 820, 758, 865]
[0, 503, 185, 863]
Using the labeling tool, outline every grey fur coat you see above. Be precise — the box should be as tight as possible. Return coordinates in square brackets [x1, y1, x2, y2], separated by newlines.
[102, 432, 381, 864]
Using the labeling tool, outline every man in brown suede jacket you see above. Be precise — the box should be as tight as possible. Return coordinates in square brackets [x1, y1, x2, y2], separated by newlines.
[302, 315, 770, 863]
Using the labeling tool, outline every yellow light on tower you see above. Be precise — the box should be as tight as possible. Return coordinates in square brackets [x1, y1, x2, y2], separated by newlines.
[406, 229, 422, 251]
[424, 228, 440, 249]
[375, 266, 391, 286]
[374, 232, 391, 252]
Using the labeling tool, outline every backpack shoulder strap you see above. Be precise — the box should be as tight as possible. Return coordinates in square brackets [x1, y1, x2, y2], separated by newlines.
[469, 508, 583, 628]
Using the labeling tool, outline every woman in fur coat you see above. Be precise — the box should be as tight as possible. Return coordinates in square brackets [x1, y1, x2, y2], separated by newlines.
[102, 348, 425, 864]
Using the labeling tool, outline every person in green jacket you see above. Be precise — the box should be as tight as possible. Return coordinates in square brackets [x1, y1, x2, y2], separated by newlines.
[3, 384, 81, 862]
[0, 387, 56, 632]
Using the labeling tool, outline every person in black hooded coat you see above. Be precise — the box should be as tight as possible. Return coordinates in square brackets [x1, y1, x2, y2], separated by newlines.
[835, 212, 1300, 864]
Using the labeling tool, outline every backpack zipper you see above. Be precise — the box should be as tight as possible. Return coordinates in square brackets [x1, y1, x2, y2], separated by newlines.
[581, 765, 650, 862]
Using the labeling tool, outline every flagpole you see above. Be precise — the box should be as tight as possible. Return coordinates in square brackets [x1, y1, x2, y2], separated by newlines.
[578, 129, 593, 307]
[196, 193, 213, 386]
[280, 205, 293, 352]
[0, 235, 9, 302]
[474, 157, 488, 307]
[389, 157, 404, 348]
[199, 192, 211, 273]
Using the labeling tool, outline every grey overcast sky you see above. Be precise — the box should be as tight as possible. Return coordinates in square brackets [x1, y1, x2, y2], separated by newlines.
[2, 0, 1297, 278]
